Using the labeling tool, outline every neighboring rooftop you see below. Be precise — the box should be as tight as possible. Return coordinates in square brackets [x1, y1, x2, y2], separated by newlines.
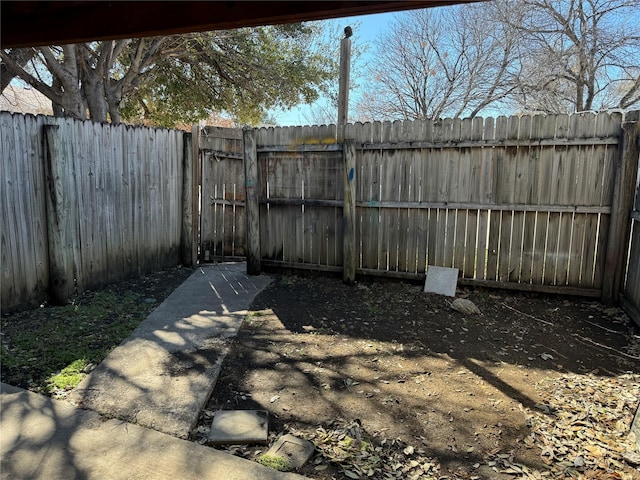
[0, 86, 53, 116]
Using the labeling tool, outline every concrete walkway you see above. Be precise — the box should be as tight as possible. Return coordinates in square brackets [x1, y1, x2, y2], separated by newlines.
[68, 263, 271, 438]
[1, 263, 308, 479]
[0, 383, 305, 480]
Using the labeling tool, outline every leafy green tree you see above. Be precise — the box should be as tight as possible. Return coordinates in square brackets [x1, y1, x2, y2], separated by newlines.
[1, 23, 335, 127]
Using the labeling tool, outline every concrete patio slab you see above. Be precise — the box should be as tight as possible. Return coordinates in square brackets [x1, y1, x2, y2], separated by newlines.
[0, 383, 307, 480]
[67, 263, 271, 439]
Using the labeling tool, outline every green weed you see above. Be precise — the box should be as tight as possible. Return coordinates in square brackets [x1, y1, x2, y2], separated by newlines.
[257, 454, 291, 472]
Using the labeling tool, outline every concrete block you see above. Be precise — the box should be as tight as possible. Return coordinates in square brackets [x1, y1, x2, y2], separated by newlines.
[423, 265, 459, 297]
[208, 410, 269, 445]
[265, 434, 315, 470]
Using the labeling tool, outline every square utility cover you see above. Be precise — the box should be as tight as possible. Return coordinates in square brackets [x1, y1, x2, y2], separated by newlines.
[207, 410, 268, 445]
[423, 265, 459, 297]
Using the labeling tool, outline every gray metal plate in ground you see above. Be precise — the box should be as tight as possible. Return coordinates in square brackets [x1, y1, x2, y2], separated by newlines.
[423, 265, 459, 297]
[68, 263, 271, 439]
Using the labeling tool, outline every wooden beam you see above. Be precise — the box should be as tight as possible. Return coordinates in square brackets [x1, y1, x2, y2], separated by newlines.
[180, 131, 195, 267]
[2, 1, 478, 48]
[257, 144, 343, 153]
[243, 128, 261, 275]
[620, 295, 640, 328]
[359, 137, 621, 150]
[458, 278, 602, 298]
[262, 259, 342, 274]
[343, 140, 357, 284]
[191, 125, 201, 266]
[602, 120, 640, 304]
[260, 260, 603, 297]
[337, 33, 352, 141]
[254, 137, 617, 153]
[258, 197, 610, 214]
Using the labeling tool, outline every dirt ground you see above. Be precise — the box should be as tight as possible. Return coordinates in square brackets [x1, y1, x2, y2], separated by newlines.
[3, 267, 639, 479]
[196, 272, 640, 480]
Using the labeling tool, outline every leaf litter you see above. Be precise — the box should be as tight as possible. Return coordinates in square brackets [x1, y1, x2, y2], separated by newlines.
[521, 372, 640, 479]
[307, 418, 441, 479]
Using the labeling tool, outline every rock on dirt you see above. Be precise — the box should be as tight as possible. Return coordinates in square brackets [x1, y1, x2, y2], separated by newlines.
[450, 297, 481, 315]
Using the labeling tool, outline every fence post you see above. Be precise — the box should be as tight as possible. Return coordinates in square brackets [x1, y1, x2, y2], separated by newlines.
[43, 124, 74, 304]
[602, 115, 640, 304]
[343, 140, 356, 284]
[337, 32, 351, 143]
[244, 127, 261, 275]
[181, 130, 197, 266]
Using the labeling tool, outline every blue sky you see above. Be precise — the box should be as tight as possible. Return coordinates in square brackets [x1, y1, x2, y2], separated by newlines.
[269, 11, 396, 126]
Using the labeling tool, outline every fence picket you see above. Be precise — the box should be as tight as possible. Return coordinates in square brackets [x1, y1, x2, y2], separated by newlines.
[357, 122, 379, 269]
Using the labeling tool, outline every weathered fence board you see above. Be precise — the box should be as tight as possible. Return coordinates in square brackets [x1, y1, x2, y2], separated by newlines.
[621, 115, 640, 324]
[1, 112, 185, 311]
[625, 219, 640, 326]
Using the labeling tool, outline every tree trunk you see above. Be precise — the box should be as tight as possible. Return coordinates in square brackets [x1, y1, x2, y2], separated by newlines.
[83, 77, 109, 122]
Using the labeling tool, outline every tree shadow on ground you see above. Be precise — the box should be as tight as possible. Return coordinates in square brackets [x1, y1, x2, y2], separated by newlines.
[205, 272, 640, 478]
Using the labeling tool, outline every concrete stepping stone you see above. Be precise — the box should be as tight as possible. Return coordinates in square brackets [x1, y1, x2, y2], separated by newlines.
[263, 434, 315, 470]
[208, 410, 269, 445]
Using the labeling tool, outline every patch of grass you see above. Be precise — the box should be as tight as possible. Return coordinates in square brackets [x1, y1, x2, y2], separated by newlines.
[47, 358, 90, 393]
[257, 454, 291, 472]
[1, 290, 157, 393]
[243, 309, 274, 327]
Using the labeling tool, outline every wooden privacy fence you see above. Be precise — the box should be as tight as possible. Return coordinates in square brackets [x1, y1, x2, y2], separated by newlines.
[200, 111, 640, 302]
[1, 113, 194, 311]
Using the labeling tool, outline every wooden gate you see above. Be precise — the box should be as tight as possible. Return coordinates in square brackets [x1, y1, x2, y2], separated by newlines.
[255, 125, 344, 270]
[198, 126, 246, 262]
